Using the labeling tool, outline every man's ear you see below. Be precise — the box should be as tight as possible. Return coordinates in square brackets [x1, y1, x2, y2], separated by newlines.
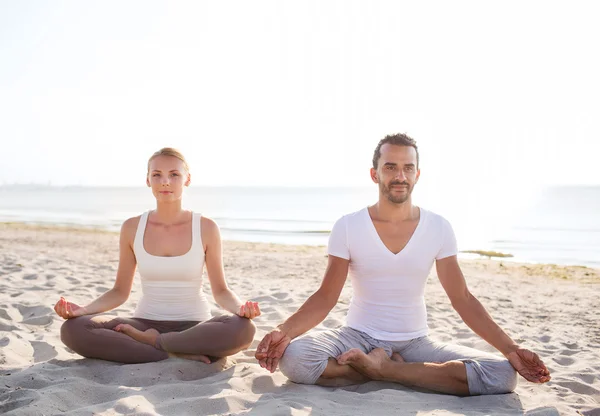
[415, 169, 421, 184]
[370, 167, 379, 184]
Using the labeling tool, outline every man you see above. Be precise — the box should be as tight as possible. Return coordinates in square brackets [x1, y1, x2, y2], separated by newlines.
[255, 133, 550, 395]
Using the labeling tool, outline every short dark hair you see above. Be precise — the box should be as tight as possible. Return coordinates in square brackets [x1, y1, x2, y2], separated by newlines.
[372, 133, 419, 169]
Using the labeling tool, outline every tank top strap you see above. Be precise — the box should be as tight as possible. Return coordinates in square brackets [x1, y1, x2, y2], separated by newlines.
[192, 212, 202, 249]
[134, 211, 150, 249]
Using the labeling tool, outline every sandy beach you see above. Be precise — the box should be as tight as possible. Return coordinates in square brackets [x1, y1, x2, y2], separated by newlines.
[0, 223, 599, 415]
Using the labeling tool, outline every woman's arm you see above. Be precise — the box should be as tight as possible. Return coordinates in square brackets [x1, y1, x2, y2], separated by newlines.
[54, 217, 139, 319]
[202, 216, 260, 318]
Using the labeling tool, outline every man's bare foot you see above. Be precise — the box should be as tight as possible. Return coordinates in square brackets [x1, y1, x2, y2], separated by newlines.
[391, 352, 405, 363]
[114, 324, 159, 347]
[169, 352, 212, 364]
[337, 348, 398, 380]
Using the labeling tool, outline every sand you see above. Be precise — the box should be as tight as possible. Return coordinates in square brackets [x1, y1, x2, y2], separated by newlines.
[0, 223, 599, 415]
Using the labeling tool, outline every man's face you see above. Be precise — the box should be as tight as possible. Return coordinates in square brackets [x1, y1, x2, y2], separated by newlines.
[371, 144, 420, 204]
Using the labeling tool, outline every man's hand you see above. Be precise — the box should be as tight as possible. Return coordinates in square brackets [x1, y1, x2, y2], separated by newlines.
[507, 347, 551, 383]
[53, 297, 88, 319]
[255, 328, 291, 373]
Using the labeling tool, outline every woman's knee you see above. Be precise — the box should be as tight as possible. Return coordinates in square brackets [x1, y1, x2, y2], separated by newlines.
[60, 316, 93, 352]
[237, 316, 256, 348]
[223, 315, 256, 350]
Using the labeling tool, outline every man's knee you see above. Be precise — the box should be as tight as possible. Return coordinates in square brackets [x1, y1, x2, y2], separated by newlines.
[467, 358, 518, 395]
[496, 360, 518, 394]
[279, 340, 323, 385]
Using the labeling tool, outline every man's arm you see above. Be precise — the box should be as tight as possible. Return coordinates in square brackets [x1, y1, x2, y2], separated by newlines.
[436, 255, 550, 383]
[436, 255, 517, 355]
[255, 255, 349, 372]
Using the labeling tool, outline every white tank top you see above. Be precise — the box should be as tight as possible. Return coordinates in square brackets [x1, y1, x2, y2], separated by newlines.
[132, 211, 212, 321]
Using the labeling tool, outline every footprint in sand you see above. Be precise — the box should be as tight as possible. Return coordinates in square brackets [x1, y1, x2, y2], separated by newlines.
[554, 380, 600, 396]
[0, 323, 18, 331]
[574, 372, 596, 384]
[31, 341, 58, 363]
[0, 308, 11, 320]
[271, 292, 288, 300]
[538, 335, 552, 343]
[23, 274, 38, 280]
[552, 356, 575, 366]
[22, 316, 53, 326]
[16, 305, 52, 319]
[0, 389, 39, 414]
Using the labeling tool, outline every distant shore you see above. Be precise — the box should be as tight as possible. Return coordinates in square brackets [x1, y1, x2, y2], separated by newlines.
[2, 220, 599, 271]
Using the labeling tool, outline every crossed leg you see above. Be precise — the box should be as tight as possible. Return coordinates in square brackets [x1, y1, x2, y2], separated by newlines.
[338, 337, 517, 395]
[61, 314, 255, 364]
[278, 327, 390, 386]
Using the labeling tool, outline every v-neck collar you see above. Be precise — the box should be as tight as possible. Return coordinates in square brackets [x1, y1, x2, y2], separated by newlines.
[364, 206, 425, 257]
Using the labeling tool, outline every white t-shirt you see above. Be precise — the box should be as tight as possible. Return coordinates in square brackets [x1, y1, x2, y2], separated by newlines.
[328, 207, 458, 341]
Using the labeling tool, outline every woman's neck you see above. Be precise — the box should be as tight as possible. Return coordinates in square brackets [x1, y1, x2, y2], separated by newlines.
[152, 202, 187, 225]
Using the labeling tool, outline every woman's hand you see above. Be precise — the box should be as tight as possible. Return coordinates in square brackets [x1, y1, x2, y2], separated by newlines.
[53, 297, 88, 319]
[237, 301, 261, 319]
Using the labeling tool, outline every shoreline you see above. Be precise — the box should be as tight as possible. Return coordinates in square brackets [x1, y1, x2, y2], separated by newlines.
[2, 221, 599, 273]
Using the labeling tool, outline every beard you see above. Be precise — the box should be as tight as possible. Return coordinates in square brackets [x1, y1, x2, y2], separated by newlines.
[380, 180, 413, 204]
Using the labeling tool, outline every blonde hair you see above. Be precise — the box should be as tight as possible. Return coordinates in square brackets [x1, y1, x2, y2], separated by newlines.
[147, 148, 190, 174]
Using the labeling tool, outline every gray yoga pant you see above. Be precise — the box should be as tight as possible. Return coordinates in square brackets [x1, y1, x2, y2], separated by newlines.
[61, 314, 256, 364]
[278, 326, 517, 395]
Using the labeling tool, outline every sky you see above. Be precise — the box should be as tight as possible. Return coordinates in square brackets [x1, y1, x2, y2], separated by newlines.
[1, 0, 599, 189]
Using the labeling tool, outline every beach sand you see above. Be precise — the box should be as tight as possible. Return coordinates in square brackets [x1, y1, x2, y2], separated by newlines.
[0, 223, 599, 415]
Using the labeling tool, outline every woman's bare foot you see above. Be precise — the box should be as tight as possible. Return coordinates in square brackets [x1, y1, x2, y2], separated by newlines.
[114, 324, 159, 347]
[114, 324, 212, 363]
[169, 352, 212, 364]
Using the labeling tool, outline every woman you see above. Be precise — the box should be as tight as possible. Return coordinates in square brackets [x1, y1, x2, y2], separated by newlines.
[55, 148, 260, 364]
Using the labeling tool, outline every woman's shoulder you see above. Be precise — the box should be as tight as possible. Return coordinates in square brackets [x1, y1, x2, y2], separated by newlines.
[121, 214, 143, 236]
[200, 215, 219, 232]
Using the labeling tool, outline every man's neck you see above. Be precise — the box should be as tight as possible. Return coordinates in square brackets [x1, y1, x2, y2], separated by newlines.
[372, 198, 418, 222]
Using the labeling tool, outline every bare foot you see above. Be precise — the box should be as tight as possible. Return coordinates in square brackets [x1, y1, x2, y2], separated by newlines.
[391, 352, 405, 363]
[337, 347, 396, 380]
[169, 352, 212, 364]
[114, 324, 159, 347]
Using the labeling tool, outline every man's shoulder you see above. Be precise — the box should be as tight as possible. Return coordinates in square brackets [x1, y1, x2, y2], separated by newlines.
[336, 207, 367, 224]
[419, 207, 453, 229]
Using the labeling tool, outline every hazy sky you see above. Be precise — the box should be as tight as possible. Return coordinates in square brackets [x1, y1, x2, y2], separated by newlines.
[1, 1, 599, 188]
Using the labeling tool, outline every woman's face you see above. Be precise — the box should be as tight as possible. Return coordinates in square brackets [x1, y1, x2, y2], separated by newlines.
[146, 155, 190, 202]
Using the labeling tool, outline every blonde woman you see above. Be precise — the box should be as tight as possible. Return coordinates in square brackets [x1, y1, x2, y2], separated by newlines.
[55, 148, 259, 363]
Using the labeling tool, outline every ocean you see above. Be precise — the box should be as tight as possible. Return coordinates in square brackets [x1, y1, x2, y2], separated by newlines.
[0, 185, 598, 268]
